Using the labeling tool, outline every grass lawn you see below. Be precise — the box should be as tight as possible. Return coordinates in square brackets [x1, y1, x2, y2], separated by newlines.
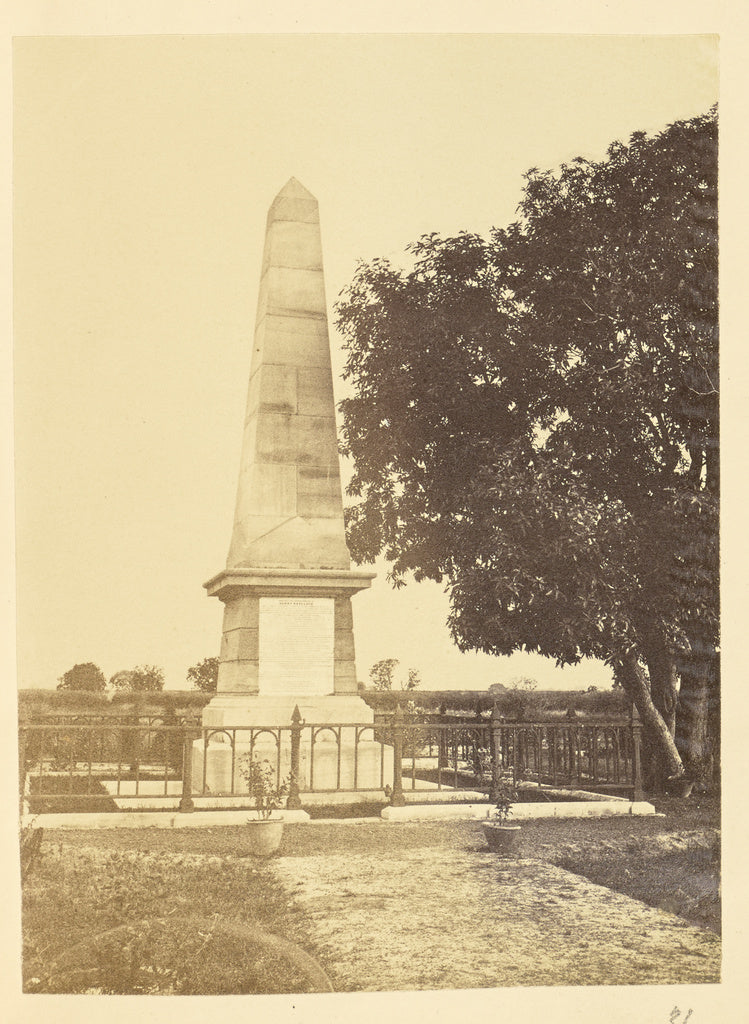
[20, 793, 719, 993]
[21, 837, 328, 994]
[519, 794, 720, 934]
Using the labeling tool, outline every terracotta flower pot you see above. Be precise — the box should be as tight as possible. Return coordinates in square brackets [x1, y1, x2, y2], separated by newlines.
[240, 816, 284, 857]
[482, 822, 522, 857]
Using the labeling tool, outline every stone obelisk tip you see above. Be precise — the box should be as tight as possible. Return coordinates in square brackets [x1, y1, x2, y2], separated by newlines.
[267, 178, 319, 225]
[276, 177, 316, 201]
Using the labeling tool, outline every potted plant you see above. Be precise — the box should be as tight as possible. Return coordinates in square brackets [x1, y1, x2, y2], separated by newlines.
[482, 774, 521, 856]
[238, 755, 289, 857]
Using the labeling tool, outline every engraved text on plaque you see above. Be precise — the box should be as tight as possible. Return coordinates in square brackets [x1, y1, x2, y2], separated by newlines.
[258, 597, 334, 695]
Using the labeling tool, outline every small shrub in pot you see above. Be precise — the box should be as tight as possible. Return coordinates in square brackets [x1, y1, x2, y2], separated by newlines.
[237, 756, 290, 857]
[483, 775, 522, 857]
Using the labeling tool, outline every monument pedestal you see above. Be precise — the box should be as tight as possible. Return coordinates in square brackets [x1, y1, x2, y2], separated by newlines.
[193, 694, 392, 797]
[196, 568, 391, 796]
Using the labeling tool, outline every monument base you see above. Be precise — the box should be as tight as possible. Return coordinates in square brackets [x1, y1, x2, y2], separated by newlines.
[194, 693, 393, 797]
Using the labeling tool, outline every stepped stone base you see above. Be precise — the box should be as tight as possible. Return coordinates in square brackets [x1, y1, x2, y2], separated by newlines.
[194, 694, 393, 795]
[200, 693, 374, 729]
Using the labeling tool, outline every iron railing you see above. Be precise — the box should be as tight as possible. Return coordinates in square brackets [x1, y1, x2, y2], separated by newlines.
[19, 705, 643, 813]
[19, 720, 197, 814]
[384, 715, 642, 801]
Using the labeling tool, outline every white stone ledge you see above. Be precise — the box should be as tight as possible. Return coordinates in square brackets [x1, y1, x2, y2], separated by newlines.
[381, 800, 656, 822]
[22, 809, 311, 830]
[205, 567, 376, 599]
[21, 799, 657, 830]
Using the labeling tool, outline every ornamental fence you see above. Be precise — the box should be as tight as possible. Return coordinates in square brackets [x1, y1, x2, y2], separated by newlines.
[18, 706, 643, 814]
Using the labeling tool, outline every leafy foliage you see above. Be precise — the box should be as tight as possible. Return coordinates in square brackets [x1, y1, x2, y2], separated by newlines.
[511, 677, 537, 692]
[20, 689, 111, 713]
[57, 663, 107, 692]
[238, 757, 289, 820]
[491, 775, 518, 825]
[109, 665, 165, 693]
[359, 687, 626, 718]
[336, 109, 718, 783]
[186, 656, 219, 693]
[369, 658, 398, 690]
[368, 658, 421, 690]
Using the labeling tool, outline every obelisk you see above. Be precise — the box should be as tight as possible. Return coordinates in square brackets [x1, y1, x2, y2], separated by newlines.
[198, 179, 381, 794]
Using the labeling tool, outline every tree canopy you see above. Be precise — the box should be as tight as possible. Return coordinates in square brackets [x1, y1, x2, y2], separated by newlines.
[368, 658, 421, 691]
[336, 109, 718, 784]
[57, 662, 107, 692]
[187, 657, 219, 693]
[109, 665, 165, 693]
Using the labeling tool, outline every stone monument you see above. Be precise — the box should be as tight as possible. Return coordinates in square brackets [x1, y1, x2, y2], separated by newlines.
[197, 178, 386, 796]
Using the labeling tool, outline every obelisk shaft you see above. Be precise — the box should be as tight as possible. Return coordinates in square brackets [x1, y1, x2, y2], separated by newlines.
[226, 177, 350, 571]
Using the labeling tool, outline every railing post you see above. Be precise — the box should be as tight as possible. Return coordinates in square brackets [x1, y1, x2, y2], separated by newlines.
[591, 726, 599, 786]
[630, 703, 645, 802]
[489, 704, 503, 802]
[550, 724, 558, 786]
[438, 703, 448, 769]
[128, 706, 141, 775]
[164, 704, 182, 775]
[389, 703, 406, 807]
[472, 703, 484, 777]
[178, 721, 196, 813]
[287, 705, 304, 810]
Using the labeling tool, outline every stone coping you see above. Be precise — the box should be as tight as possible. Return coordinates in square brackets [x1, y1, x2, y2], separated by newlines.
[22, 809, 311, 829]
[382, 800, 656, 821]
[21, 799, 655, 830]
[204, 567, 376, 600]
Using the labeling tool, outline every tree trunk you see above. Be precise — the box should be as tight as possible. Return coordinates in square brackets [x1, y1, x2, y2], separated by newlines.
[675, 644, 719, 785]
[644, 644, 680, 791]
[614, 653, 685, 783]
[646, 649, 679, 734]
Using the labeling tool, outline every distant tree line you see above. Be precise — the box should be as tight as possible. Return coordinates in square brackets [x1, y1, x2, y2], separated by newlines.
[57, 662, 165, 693]
[53, 656, 220, 696]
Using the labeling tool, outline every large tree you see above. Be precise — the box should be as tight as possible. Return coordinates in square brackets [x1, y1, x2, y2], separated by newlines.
[57, 662, 107, 692]
[336, 109, 718, 787]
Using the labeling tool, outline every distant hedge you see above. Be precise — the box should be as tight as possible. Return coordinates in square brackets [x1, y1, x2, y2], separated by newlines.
[109, 690, 211, 711]
[18, 685, 627, 722]
[18, 689, 112, 714]
[360, 688, 627, 719]
[18, 688, 212, 718]
[361, 690, 491, 714]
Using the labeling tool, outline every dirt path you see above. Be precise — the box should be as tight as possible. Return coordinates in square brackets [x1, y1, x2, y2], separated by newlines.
[271, 825, 720, 991]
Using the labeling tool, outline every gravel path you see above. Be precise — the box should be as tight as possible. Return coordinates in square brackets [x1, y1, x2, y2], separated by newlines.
[271, 822, 720, 991]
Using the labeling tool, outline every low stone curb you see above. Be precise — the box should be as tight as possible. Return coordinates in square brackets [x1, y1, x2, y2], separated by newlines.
[381, 800, 656, 821]
[22, 799, 655, 830]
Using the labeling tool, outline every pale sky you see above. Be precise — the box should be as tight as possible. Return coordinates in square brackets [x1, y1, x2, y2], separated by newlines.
[12, 34, 718, 692]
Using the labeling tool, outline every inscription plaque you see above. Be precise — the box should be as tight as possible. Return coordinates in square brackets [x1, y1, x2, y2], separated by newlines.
[258, 597, 334, 695]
